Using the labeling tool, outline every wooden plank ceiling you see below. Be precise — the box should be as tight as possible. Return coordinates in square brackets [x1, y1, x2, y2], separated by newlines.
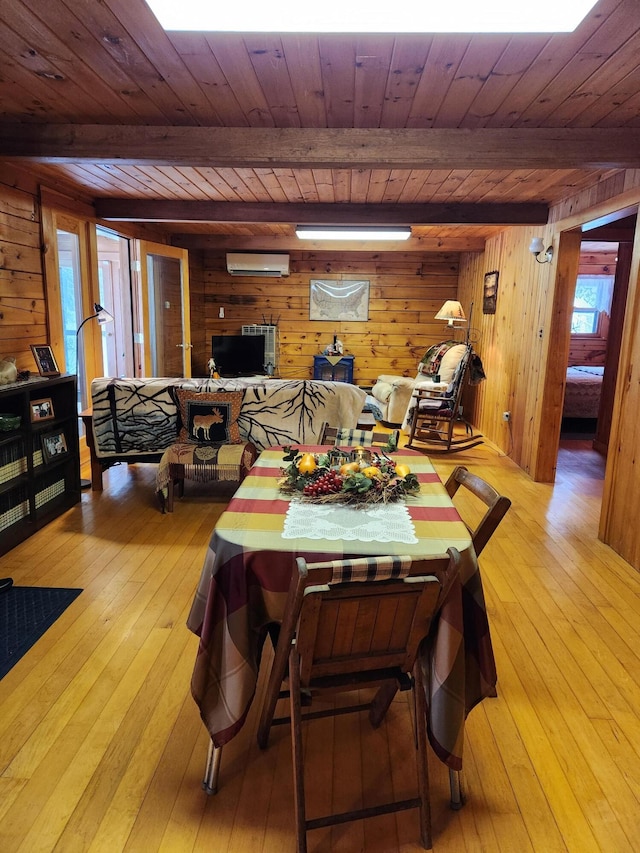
[1, 0, 639, 251]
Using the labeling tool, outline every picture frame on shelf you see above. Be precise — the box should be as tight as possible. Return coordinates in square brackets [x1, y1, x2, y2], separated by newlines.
[41, 430, 68, 464]
[483, 270, 499, 315]
[30, 397, 55, 423]
[30, 344, 60, 377]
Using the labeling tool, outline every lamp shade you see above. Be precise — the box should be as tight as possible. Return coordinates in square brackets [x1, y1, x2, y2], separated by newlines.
[529, 237, 545, 254]
[435, 300, 466, 326]
[94, 303, 114, 325]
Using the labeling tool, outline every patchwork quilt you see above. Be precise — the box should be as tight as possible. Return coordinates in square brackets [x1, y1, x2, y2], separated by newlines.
[563, 365, 604, 419]
[90, 377, 366, 458]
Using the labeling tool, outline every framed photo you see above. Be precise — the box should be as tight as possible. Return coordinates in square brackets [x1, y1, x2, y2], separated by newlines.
[41, 430, 68, 464]
[30, 344, 60, 377]
[483, 270, 499, 315]
[309, 279, 370, 321]
[31, 397, 55, 423]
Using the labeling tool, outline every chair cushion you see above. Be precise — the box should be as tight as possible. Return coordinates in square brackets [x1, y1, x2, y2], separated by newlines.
[175, 389, 244, 444]
[439, 345, 467, 382]
[419, 342, 466, 383]
[371, 381, 393, 403]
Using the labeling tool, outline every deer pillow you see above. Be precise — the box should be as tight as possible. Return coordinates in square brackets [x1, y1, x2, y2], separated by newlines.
[175, 389, 244, 444]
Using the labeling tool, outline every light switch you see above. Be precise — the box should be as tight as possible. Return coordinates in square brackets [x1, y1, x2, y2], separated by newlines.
[219, 307, 225, 318]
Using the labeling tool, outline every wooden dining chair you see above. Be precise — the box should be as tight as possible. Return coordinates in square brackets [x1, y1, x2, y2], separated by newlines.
[444, 465, 511, 556]
[319, 422, 400, 449]
[256, 549, 461, 853]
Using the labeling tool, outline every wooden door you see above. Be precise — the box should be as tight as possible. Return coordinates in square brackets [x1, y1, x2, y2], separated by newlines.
[138, 242, 191, 377]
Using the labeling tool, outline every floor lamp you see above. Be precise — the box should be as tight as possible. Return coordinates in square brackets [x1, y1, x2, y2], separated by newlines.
[76, 303, 114, 488]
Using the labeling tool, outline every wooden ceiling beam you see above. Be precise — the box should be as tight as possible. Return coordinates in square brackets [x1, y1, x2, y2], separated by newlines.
[2, 126, 640, 170]
[94, 199, 547, 225]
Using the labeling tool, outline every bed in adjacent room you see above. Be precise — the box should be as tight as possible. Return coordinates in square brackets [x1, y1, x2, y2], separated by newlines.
[563, 365, 604, 419]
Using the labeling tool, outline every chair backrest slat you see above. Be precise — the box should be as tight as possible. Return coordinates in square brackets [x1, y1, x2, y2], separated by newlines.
[288, 552, 459, 690]
[299, 581, 441, 685]
[445, 465, 511, 556]
[319, 423, 400, 448]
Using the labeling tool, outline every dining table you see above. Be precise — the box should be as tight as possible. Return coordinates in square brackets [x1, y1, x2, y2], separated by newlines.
[187, 445, 498, 774]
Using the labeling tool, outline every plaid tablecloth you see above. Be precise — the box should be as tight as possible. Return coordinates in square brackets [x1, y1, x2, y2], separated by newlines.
[187, 446, 497, 771]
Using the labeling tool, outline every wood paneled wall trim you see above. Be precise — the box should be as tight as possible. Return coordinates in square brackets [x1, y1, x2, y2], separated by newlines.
[0, 175, 47, 374]
[189, 250, 461, 384]
[40, 185, 95, 220]
[548, 171, 640, 227]
[600, 223, 640, 566]
[39, 185, 173, 244]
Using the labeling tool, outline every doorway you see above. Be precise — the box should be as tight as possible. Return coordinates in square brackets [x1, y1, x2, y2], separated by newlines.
[95, 226, 134, 378]
[554, 213, 636, 484]
[560, 240, 617, 445]
[138, 242, 191, 377]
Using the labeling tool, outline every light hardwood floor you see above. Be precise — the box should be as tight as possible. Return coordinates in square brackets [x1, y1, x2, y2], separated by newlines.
[1, 440, 639, 852]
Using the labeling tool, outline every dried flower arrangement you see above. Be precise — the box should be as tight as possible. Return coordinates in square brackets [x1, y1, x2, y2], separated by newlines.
[278, 446, 420, 505]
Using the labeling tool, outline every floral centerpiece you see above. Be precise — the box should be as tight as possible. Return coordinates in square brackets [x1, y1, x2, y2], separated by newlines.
[278, 446, 420, 505]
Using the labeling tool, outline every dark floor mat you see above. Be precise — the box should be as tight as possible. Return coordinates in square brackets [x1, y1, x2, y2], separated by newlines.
[0, 586, 82, 679]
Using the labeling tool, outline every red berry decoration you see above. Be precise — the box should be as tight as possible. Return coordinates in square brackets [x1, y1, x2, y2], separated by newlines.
[303, 470, 344, 496]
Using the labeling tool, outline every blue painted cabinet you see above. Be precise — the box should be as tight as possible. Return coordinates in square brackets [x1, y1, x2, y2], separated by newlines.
[313, 355, 355, 383]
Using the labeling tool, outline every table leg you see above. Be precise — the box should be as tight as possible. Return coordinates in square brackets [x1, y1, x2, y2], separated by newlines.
[202, 740, 223, 795]
[449, 769, 465, 809]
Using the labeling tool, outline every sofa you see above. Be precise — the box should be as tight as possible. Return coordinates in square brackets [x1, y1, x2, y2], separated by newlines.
[365, 342, 467, 427]
[85, 377, 366, 490]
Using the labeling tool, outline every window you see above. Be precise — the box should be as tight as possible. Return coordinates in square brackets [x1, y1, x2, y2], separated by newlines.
[56, 229, 84, 380]
[44, 210, 137, 421]
[571, 275, 614, 336]
[96, 226, 134, 378]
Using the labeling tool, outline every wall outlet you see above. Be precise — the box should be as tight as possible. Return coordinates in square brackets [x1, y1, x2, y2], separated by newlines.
[502, 411, 511, 422]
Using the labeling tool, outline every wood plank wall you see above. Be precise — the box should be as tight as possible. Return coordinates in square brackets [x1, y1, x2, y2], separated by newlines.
[188, 250, 460, 385]
[568, 331, 608, 366]
[0, 166, 48, 375]
[457, 226, 557, 477]
[548, 170, 640, 224]
[601, 228, 640, 568]
[457, 176, 640, 573]
[457, 229, 635, 476]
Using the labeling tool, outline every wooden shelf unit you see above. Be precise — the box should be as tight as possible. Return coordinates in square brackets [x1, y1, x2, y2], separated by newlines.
[0, 374, 80, 556]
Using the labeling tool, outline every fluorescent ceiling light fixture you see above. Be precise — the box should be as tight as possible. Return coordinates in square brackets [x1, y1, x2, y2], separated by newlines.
[296, 226, 411, 241]
[146, 0, 598, 33]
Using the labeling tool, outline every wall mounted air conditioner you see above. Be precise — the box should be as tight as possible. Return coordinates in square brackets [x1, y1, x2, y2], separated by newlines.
[226, 253, 290, 277]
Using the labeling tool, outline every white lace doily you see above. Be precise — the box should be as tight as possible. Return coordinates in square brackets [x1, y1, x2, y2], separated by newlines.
[282, 500, 418, 544]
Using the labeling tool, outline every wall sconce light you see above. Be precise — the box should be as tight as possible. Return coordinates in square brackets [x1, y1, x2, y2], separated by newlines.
[529, 237, 554, 264]
[435, 300, 466, 327]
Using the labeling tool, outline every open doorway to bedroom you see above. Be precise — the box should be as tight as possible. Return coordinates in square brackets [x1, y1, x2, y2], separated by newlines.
[557, 213, 636, 484]
[560, 240, 617, 443]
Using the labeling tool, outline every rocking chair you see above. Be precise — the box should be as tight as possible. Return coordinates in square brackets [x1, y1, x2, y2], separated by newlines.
[406, 346, 483, 454]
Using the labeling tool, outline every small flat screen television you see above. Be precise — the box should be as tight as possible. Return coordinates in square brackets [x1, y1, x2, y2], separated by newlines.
[212, 334, 266, 377]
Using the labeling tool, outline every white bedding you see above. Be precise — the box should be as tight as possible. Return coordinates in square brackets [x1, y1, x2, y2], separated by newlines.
[563, 366, 604, 419]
